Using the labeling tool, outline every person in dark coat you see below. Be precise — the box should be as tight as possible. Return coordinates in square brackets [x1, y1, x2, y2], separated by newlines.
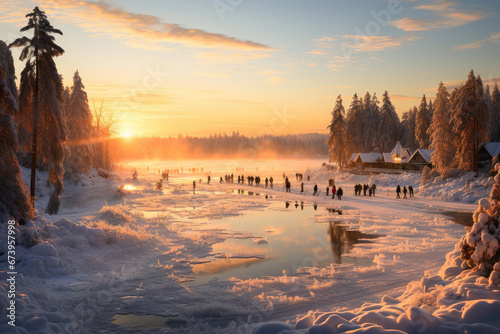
[409, 185, 414, 197]
[313, 184, 318, 195]
[337, 187, 343, 200]
[270, 177, 274, 188]
[372, 184, 376, 196]
[301, 182, 304, 192]
[396, 185, 401, 198]
[326, 186, 329, 196]
[403, 186, 407, 199]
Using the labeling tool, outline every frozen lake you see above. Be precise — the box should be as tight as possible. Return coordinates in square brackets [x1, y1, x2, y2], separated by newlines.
[30, 159, 479, 332]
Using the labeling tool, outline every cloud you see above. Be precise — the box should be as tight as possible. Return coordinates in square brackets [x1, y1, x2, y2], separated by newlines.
[266, 76, 285, 84]
[195, 72, 230, 78]
[305, 50, 329, 55]
[391, 95, 421, 101]
[312, 37, 336, 48]
[1, 0, 272, 51]
[195, 50, 274, 63]
[340, 34, 420, 52]
[454, 32, 500, 51]
[391, 0, 492, 31]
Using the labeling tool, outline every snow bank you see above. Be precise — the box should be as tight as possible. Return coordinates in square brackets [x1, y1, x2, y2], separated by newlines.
[305, 166, 491, 204]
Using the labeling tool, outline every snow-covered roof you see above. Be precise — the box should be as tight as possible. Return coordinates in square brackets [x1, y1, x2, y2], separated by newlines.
[349, 153, 359, 163]
[390, 141, 412, 161]
[355, 153, 383, 163]
[482, 142, 500, 158]
[408, 149, 433, 164]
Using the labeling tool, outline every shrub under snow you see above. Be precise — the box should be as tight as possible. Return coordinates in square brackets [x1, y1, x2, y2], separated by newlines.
[459, 163, 500, 284]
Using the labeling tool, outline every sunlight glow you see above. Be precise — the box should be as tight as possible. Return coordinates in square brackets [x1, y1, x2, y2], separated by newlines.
[123, 184, 136, 191]
[123, 132, 133, 138]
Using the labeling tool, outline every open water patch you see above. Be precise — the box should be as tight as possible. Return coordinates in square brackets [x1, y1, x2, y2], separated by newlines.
[186, 205, 381, 285]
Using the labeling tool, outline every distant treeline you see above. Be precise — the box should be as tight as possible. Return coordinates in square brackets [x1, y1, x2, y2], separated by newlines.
[112, 133, 329, 160]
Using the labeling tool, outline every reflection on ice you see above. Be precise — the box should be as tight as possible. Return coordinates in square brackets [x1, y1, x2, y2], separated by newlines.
[328, 222, 380, 264]
[186, 205, 381, 285]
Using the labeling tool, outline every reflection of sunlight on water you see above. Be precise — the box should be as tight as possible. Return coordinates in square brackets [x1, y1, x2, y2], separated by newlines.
[123, 184, 136, 191]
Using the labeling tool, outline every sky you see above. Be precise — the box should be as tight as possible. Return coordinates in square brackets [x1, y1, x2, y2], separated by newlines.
[0, 0, 499, 137]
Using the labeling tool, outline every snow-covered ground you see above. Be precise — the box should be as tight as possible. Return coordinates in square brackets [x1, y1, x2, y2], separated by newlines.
[1, 159, 498, 334]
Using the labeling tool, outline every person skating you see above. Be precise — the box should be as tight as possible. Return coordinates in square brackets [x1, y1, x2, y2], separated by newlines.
[409, 185, 414, 197]
[313, 184, 318, 196]
[332, 185, 337, 199]
[326, 186, 329, 196]
[396, 185, 401, 198]
[403, 186, 407, 199]
[301, 182, 304, 193]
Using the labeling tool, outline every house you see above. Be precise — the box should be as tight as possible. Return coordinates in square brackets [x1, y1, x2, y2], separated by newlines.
[407, 149, 433, 169]
[386, 141, 412, 163]
[478, 142, 500, 170]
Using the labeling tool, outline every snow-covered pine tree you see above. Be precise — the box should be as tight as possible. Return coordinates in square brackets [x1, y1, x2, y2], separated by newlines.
[62, 86, 71, 115]
[0, 41, 33, 222]
[362, 92, 377, 152]
[428, 82, 455, 176]
[10, 7, 68, 215]
[65, 70, 93, 174]
[416, 94, 432, 149]
[346, 93, 364, 156]
[401, 107, 418, 151]
[450, 70, 490, 172]
[491, 83, 500, 142]
[485, 85, 492, 141]
[327, 94, 347, 167]
[377, 91, 400, 152]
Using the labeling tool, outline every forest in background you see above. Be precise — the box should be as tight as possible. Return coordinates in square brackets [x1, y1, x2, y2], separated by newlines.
[111, 133, 329, 160]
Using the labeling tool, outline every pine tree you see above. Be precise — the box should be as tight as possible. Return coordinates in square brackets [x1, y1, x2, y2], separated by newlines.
[65, 70, 93, 174]
[10, 7, 67, 214]
[416, 94, 432, 148]
[363, 92, 378, 152]
[0, 41, 33, 222]
[428, 82, 455, 174]
[485, 85, 492, 140]
[491, 83, 500, 142]
[450, 70, 490, 172]
[428, 99, 434, 119]
[346, 93, 364, 156]
[377, 91, 400, 152]
[401, 107, 418, 150]
[327, 94, 347, 167]
[370, 93, 381, 151]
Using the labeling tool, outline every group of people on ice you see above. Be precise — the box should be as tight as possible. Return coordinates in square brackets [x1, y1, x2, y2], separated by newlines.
[354, 184, 377, 197]
[396, 185, 414, 199]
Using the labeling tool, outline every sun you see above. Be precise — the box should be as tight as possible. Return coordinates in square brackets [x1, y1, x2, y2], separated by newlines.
[122, 132, 133, 138]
